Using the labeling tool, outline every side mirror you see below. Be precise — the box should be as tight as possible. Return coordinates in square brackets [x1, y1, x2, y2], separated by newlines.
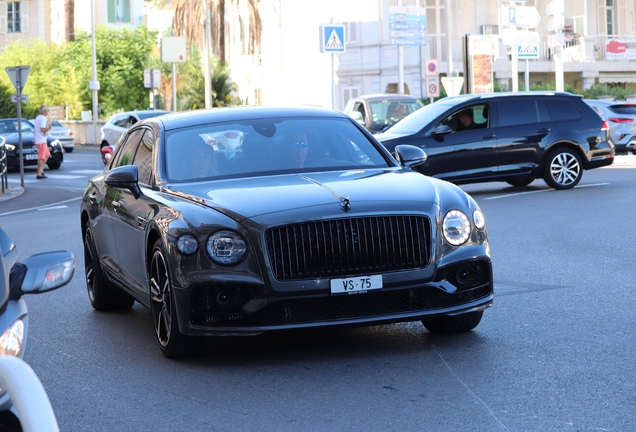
[350, 111, 366, 127]
[394, 144, 427, 168]
[105, 165, 142, 199]
[20, 252, 75, 294]
[433, 125, 453, 135]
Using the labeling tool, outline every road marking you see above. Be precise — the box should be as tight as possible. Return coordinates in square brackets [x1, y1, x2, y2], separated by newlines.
[72, 170, 103, 175]
[38, 205, 69, 211]
[0, 196, 82, 217]
[484, 183, 609, 200]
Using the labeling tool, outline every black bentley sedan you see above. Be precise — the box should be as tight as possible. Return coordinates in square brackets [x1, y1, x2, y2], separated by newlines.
[376, 92, 614, 190]
[80, 106, 493, 358]
[0, 118, 64, 171]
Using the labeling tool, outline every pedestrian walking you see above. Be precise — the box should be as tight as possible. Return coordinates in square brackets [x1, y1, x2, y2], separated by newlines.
[34, 105, 52, 179]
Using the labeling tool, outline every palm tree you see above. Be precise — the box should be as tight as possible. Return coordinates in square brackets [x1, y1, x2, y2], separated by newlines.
[65, 0, 75, 42]
[152, 0, 262, 63]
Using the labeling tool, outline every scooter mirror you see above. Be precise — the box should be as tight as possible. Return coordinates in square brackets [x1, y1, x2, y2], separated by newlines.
[20, 252, 75, 294]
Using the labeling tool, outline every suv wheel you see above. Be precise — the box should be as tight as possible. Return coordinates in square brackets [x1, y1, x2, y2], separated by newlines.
[543, 148, 582, 190]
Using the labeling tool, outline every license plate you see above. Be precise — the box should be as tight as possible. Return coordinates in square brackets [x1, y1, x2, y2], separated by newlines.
[330, 275, 383, 294]
[25, 154, 38, 160]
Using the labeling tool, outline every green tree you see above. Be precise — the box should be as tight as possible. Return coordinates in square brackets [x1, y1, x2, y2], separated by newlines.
[65, 25, 159, 116]
[178, 47, 240, 110]
[0, 39, 84, 118]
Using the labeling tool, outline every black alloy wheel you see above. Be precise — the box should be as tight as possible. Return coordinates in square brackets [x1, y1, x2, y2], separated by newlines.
[543, 148, 583, 190]
[84, 221, 134, 311]
[149, 240, 197, 359]
[421, 311, 483, 333]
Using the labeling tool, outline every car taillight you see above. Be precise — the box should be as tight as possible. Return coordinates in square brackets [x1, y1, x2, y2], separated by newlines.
[601, 120, 610, 131]
[69, 131, 73, 136]
[608, 118, 633, 123]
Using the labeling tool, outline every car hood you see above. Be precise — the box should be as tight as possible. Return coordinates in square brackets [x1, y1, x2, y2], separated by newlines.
[168, 168, 442, 222]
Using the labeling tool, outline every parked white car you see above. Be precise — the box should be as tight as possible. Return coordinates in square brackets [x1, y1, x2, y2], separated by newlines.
[99, 110, 170, 163]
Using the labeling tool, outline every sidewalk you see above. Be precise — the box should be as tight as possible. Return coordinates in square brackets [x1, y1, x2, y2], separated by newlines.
[0, 185, 25, 203]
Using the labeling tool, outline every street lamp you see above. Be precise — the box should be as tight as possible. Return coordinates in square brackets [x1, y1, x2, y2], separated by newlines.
[90, 0, 100, 144]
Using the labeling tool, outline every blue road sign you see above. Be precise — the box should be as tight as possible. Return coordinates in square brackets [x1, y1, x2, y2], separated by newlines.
[517, 45, 539, 59]
[321, 24, 345, 53]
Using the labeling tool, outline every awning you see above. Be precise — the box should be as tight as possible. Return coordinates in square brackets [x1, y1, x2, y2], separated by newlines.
[599, 73, 636, 83]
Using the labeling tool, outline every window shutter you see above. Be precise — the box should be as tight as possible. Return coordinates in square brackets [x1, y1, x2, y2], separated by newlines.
[123, 0, 131, 22]
[0, 2, 7, 34]
[20, 0, 28, 33]
[107, 0, 115, 23]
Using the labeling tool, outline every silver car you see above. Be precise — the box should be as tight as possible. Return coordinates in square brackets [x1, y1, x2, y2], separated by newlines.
[584, 99, 636, 155]
[29, 119, 74, 153]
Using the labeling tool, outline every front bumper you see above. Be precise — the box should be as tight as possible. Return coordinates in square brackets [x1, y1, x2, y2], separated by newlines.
[174, 258, 494, 337]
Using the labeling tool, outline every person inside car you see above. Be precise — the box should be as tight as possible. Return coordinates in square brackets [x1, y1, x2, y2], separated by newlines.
[456, 109, 479, 132]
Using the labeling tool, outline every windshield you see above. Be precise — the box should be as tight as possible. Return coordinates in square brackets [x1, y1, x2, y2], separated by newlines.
[383, 101, 458, 135]
[164, 117, 391, 182]
[367, 99, 423, 130]
[0, 119, 34, 135]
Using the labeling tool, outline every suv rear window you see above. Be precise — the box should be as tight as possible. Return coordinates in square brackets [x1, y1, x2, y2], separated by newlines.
[609, 105, 636, 115]
[546, 99, 583, 121]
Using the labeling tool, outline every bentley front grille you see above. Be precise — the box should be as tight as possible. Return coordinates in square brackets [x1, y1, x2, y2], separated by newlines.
[265, 216, 431, 281]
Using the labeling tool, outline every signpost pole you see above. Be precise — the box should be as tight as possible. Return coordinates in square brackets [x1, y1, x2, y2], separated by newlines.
[16, 76, 24, 188]
[331, 53, 336, 109]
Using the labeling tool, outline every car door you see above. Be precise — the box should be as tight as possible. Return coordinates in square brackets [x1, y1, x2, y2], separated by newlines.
[110, 126, 158, 299]
[418, 103, 498, 182]
[494, 97, 553, 175]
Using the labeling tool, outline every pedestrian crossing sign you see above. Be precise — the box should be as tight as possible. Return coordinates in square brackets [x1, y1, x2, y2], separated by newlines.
[321, 24, 346, 53]
[517, 45, 539, 59]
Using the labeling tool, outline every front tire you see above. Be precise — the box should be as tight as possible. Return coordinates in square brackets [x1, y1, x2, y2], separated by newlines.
[422, 311, 483, 333]
[47, 157, 61, 170]
[543, 148, 583, 190]
[149, 240, 198, 359]
[84, 221, 134, 311]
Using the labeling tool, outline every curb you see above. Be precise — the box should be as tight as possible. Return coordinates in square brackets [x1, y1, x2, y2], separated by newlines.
[0, 185, 25, 203]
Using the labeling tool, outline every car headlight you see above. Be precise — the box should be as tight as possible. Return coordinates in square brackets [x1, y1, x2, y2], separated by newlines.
[206, 230, 247, 265]
[0, 319, 24, 357]
[176, 234, 198, 255]
[443, 210, 471, 246]
[473, 209, 486, 230]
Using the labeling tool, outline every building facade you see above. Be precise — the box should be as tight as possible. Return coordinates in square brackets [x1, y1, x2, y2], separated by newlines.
[0, 0, 51, 45]
[226, 0, 636, 110]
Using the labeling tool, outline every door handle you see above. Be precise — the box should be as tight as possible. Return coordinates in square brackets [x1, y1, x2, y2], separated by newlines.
[538, 128, 551, 133]
[481, 134, 496, 139]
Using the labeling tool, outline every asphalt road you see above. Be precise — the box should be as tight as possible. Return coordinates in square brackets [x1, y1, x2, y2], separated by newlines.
[1, 151, 636, 431]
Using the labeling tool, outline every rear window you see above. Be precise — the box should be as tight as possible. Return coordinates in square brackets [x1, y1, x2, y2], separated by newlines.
[546, 99, 583, 121]
[608, 105, 636, 115]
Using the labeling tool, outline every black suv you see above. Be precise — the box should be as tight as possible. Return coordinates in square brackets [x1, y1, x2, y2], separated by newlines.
[376, 92, 614, 189]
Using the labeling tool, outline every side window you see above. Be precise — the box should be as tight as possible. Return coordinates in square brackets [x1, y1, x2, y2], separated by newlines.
[113, 114, 129, 128]
[498, 99, 539, 127]
[546, 99, 583, 121]
[111, 128, 145, 168]
[440, 104, 490, 132]
[133, 128, 155, 185]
